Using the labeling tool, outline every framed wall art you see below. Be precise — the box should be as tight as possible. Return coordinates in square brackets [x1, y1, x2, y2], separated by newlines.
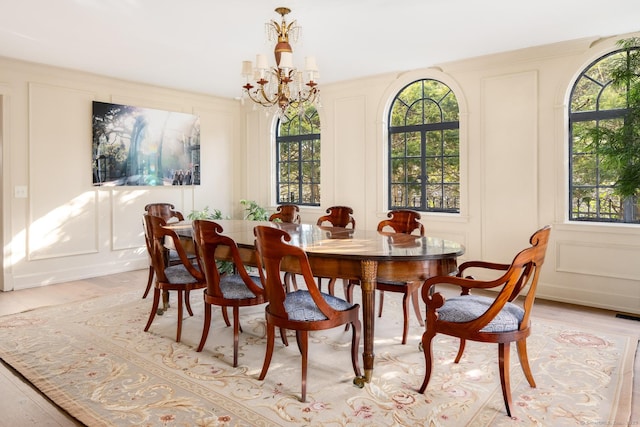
[92, 101, 200, 186]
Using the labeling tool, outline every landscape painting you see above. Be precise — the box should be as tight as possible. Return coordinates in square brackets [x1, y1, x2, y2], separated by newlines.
[92, 101, 200, 186]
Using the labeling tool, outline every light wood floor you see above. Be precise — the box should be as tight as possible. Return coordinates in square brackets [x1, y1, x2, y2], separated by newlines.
[0, 269, 637, 426]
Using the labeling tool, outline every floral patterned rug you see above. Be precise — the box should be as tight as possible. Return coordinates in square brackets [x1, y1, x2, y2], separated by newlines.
[0, 289, 635, 426]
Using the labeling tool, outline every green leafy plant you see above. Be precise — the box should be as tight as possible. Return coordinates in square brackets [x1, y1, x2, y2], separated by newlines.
[586, 37, 640, 212]
[186, 206, 233, 275]
[240, 199, 269, 221]
[187, 206, 225, 221]
[586, 37, 640, 222]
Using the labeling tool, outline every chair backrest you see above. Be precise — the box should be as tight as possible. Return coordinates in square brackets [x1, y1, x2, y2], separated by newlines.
[143, 214, 202, 283]
[192, 220, 263, 298]
[269, 204, 301, 224]
[377, 209, 424, 236]
[253, 225, 344, 320]
[316, 206, 356, 229]
[145, 203, 185, 222]
[511, 226, 551, 327]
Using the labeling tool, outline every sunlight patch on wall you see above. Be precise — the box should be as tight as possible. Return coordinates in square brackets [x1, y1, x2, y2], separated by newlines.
[28, 192, 98, 260]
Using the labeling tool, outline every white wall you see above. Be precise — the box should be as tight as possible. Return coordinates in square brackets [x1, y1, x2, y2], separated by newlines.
[0, 57, 240, 291]
[242, 34, 640, 315]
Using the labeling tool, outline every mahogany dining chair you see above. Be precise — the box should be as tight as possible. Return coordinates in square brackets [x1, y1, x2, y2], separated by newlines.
[142, 203, 190, 299]
[192, 220, 266, 367]
[143, 214, 206, 342]
[316, 206, 356, 296]
[418, 226, 551, 417]
[268, 204, 301, 224]
[253, 225, 362, 402]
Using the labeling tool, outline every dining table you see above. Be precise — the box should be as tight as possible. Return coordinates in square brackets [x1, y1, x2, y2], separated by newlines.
[164, 219, 465, 385]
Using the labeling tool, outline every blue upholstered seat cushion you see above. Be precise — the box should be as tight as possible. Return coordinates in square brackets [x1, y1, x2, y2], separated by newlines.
[436, 295, 524, 333]
[164, 264, 201, 284]
[168, 249, 196, 261]
[219, 274, 263, 299]
[284, 290, 355, 321]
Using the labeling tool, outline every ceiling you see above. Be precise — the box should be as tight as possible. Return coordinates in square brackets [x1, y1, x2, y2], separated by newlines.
[1, 0, 639, 100]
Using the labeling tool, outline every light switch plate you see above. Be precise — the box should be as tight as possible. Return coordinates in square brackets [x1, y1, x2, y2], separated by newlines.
[14, 186, 28, 198]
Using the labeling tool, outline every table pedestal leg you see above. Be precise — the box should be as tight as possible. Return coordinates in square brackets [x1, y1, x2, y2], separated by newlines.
[354, 259, 377, 386]
[158, 290, 170, 315]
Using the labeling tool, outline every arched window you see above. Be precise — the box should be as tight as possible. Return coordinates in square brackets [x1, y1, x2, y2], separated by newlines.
[275, 105, 321, 206]
[388, 79, 460, 212]
[569, 44, 640, 223]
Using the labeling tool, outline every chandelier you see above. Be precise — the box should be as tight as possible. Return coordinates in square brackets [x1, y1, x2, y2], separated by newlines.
[240, 7, 319, 114]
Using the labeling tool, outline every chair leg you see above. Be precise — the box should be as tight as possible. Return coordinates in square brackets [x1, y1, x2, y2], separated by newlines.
[411, 288, 424, 326]
[185, 290, 194, 316]
[279, 328, 289, 346]
[196, 302, 212, 352]
[418, 329, 436, 393]
[232, 306, 240, 367]
[259, 323, 275, 381]
[327, 277, 337, 296]
[341, 279, 350, 299]
[516, 339, 536, 388]
[454, 339, 466, 363]
[344, 281, 357, 332]
[298, 330, 309, 402]
[401, 290, 411, 345]
[350, 318, 362, 377]
[142, 266, 154, 299]
[346, 280, 356, 303]
[221, 306, 231, 327]
[144, 288, 160, 332]
[176, 289, 184, 343]
[284, 273, 299, 292]
[498, 342, 513, 417]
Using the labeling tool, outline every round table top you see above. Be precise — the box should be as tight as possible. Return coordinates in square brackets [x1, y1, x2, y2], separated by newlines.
[166, 219, 465, 261]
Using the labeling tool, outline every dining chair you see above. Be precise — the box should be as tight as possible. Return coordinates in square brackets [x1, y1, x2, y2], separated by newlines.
[316, 206, 356, 296]
[269, 204, 301, 224]
[418, 226, 551, 417]
[253, 225, 362, 403]
[142, 203, 189, 299]
[192, 220, 266, 367]
[354, 209, 426, 345]
[316, 205, 356, 229]
[269, 204, 301, 291]
[144, 203, 185, 222]
[143, 214, 206, 342]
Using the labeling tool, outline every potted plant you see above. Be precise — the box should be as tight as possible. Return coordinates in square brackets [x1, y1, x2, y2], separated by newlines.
[187, 206, 225, 221]
[586, 37, 640, 222]
[187, 207, 234, 275]
[240, 199, 269, 221]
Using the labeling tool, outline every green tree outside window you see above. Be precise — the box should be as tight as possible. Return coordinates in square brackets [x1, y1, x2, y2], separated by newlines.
[388, 79, 460, 212]
[276, 105, 320, 206]
[570, 38, 640, 223]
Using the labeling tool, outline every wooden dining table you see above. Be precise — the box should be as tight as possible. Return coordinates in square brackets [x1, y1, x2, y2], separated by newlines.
[165, 219, 465, 385]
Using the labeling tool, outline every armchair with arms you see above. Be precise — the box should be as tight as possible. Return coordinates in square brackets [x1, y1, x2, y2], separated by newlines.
[418, 226, 551, 417]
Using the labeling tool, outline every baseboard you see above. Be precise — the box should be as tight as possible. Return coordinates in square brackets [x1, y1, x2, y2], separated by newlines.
[8, 259, 147, 291]
[615, 313, 640, 321]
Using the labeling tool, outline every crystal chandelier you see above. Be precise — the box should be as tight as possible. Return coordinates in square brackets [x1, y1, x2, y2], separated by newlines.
[240, 7, 319, 114]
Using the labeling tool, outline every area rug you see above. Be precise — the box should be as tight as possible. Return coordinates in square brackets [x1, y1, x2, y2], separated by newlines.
[0, 289, 635, 426]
